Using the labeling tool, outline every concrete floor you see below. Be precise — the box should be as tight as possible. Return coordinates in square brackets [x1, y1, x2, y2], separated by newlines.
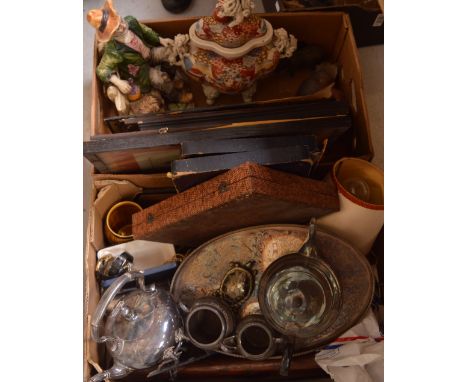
[83, 0, 384, 246]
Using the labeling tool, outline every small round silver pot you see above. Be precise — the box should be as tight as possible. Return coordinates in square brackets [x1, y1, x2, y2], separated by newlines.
[235, 314, 279, 360]
[185, 296, 235, 350]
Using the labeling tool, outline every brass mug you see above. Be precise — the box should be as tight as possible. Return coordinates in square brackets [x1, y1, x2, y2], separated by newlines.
[104, 201, 143, 245]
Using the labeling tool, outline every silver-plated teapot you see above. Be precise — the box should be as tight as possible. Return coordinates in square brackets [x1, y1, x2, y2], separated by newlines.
[89, 271, 183, 381]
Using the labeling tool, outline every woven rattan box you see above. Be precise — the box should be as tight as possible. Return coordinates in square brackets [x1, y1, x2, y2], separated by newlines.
[132, 162, 339, 247]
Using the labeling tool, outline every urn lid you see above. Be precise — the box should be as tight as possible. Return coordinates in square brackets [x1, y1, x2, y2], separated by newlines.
[189, 0, 273, 59]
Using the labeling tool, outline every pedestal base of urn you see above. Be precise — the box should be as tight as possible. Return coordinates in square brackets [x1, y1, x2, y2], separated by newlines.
[202, 82, 259, 105]
[242, 83, 257, 103]
[202, 84, 221, 105]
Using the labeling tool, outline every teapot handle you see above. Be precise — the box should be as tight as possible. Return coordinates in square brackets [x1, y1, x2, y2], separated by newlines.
[298, 218, 319, 258]
[91, 271, 144, 343]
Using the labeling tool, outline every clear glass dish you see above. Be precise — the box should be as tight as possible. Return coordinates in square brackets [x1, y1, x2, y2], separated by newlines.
[259, 254, 341, 338]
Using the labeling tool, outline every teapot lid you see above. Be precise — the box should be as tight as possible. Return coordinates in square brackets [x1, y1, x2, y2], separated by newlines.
[190, 0, 273, 56]
[106, 290, 155, 341]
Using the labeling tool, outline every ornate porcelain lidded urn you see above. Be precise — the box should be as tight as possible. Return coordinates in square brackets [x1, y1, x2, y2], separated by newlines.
[169, 0, 297, 104]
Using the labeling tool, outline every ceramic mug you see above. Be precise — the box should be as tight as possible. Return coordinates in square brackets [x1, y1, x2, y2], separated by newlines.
[104, 201, 143, 245]
[317, 158, 384, 255]
[185, 296, 235, 351]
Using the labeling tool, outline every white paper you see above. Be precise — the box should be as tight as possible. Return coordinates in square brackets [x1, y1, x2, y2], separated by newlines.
[315, 311, 384, 382]
[97, 240, 176, 270]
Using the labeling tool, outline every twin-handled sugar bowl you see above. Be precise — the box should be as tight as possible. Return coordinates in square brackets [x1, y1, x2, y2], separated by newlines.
[226, 314, 283, 361]
[184, 296, 236, 351]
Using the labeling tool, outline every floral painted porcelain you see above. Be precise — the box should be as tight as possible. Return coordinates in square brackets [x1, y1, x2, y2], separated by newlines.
[163, 0, 297, 104]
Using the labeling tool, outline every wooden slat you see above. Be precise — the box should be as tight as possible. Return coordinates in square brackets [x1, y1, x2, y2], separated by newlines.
[181, 135, 318, 158]
[176, 353, 326, 379]
[172, 145, 315, 191]
[106, 100, 349, 132]
[85, 116, 351, 153]
[92, 173, 174, 189]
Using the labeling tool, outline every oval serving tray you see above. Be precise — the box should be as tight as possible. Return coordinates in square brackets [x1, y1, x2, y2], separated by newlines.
[170, 224, 374, 358]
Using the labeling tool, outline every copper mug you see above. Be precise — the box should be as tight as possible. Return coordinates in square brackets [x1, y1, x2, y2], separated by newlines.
[104, 201, 143, 245]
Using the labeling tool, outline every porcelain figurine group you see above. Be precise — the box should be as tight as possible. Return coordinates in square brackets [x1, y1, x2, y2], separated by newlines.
[87, 0, 298, 114]
[87, 0, 193, 115]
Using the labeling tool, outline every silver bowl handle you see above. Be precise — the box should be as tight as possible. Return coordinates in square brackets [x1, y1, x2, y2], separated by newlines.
[279, 340, 294, 376]
[298, 218, 319, 258]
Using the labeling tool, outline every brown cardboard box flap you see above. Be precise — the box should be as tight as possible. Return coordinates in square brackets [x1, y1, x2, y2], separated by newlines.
[89, 180, 142, 252]
[132, 163, 339, 247]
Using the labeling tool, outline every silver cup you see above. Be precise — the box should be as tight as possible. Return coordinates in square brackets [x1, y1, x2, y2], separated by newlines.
[185, 296, 235, 351]
[235, 314, 279, 360]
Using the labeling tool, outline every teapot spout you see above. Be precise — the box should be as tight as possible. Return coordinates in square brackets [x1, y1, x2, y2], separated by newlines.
[89, 363, 131, 382]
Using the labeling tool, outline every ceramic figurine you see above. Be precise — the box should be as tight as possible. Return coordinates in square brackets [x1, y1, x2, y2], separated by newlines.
[161, 0, 298, 104]
[149, 66, 193, 105]
[87, 0, 192, 115]
[297, 62, 338, 97]
[276, 43, 325, 76]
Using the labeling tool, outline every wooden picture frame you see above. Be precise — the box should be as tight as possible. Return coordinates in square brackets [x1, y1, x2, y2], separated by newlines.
[84, 116, 351, 173]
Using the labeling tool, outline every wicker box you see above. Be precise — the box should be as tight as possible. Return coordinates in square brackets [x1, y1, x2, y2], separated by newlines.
[132, 162, 339, 247]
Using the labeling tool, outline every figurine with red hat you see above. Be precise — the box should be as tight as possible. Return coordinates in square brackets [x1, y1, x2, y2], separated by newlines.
[87, 0, 192, 114]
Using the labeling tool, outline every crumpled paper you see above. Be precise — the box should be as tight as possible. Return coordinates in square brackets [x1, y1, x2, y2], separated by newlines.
[315, 311, 384, 382]
[97, 240, 176, 271]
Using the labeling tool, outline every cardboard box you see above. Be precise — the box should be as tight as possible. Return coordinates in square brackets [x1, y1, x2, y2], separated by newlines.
[85, 12, 373, 176]
[83, 173, 329, 381]
[262, 1, 384, 47]
[84, 174, 384, 380]
[84, 12, 377, 379]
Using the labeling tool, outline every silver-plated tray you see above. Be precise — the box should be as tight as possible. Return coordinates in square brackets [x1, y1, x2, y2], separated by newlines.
[170, 224, 374, 358]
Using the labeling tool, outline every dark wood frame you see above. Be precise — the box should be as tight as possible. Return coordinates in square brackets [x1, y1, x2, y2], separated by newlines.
[84, 116, 352, 173]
